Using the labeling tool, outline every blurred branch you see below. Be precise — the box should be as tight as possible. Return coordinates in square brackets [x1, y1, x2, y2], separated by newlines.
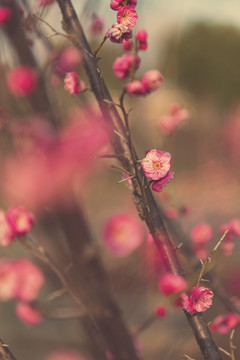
[0, 0, 57, 127]
[0, 338, 17, 360]
[55, 1, 223, 359]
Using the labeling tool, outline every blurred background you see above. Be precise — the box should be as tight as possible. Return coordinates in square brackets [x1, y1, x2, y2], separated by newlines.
[1, 0, 240, 359]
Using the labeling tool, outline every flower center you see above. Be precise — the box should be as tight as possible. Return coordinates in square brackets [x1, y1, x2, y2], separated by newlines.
[153, 161, 161, 170]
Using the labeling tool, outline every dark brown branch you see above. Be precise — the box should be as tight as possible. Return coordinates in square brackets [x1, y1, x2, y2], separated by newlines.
[0, 338, 17, 360]
[55, 1, 222, 359]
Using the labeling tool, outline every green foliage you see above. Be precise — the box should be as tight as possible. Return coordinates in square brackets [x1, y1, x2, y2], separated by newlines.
[161, 22, 240, 107]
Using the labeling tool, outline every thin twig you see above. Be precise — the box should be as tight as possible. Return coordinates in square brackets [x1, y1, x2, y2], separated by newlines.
[219, 347, 231, 357]
[230, 329, 236, 360]
[197, 230, 229, 286]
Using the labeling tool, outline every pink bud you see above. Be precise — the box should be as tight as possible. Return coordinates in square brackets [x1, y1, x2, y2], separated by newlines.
[16, 302, 42, 326]
[89, 14, 104, 35]
[151, 170, 174, 192]
[0, 6, 12, 25]
[45, 350, 88, 360]
[158, 273, 187, 295]
[6, 206, 34, 236]
[123, 39, 132, 51]
[136, 29, 147, 42]
[7, 66, 38, 96]
[113, 53, 140, 79]
[110, 0, 137, 11]
[64, 72, 85, 95]
[141, 70, 163, 92]
[125, 80, 146, 96]
[155, 305, 167, 317]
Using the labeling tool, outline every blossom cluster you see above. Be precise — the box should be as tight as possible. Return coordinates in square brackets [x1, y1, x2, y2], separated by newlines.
[64, 72, 86, 95]
[106, 0, 138, 43]
[0, 206, 34, 246]
[141, 149, 174, 192]
[0, 258, 44, 325]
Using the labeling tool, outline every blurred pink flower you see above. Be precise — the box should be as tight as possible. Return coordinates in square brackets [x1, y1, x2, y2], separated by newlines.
[0, 6, 12, 24]
[106, 23, 132, 43]
[16, 302, 43, 326]
[181, 286, 213, 314]
[14, 259, 44, 302]
[158, 104, 190, 134]
[151, 170, 174, 193]
[64, 72, 85, 95]
[0, 260, 18, 301]
[190, 223, 213, 244]
[141, 149, 171, 181]
[113, 53, 140, 79]
[2, 109, 108, 211]
[141, 70, 163, 93]
[0, 210, 14, 246]
[45, 350, 88, 360]
[102, 213, 144, 256]
[210, 313, 239, 334]
[7, 66, 38, 96]
[6, 206, 34, 236]
[158, 273, 187, 295]
[155, 305, 167, 317]
[192, 244, 208, 260]
[125, 80, 146, 96]
[110, 0, 137, 11]
[51, 47, 82, 76]
[117, 6, 138, 28]
[89, 14, 104, 35]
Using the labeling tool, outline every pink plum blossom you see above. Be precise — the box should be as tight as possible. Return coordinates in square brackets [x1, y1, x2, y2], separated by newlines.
[45, 350, 88, 360]
[89, 14, 104, 35]
[105, 23, 132, 43]
[152, 170, 174, 192]
[141, 70, 163, 93]
[110, 0, 137, 11]
[0, 6, 12, 25]
[102, 213, 144, 256]
[113, 53, 140, 79]
[51, 47, 82, 76]
[0, 210, 14, 246]
[117, 6, 138, 28]
[158, 273, 187, 295]
[2, 108, 108, 211]
[165, 206, 178, 219]
[181, 286, 213, 314]
[16, 302, 43, 326]
[0, 260, 19, 301]
[155, 305, 167, 317]
[141, 149, 171, 181]
[190, 223, 213, 244]
[210, 313, 239, 334]
[193, 244, 208, 260]
[125, 80, 146, 96]
[7, 66, 38, 96]
[14, 259, 44, 302]
[64, 72, 86, 95]
[6, 206, 34, 236]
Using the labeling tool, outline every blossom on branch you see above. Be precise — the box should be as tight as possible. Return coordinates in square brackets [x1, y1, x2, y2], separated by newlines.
[16, 302, 43, 326]
[113, 53, 140, 79]
[64, 72, 86, 95]
[106, 23, 132, 43]
[152, 170, 174, 193]
[141, 149, 171, 181]
[181, 286, 213, 314]
[117, 6, 138, 28]
[110, 0, 137, 11]
[6, 206, 34, 236]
